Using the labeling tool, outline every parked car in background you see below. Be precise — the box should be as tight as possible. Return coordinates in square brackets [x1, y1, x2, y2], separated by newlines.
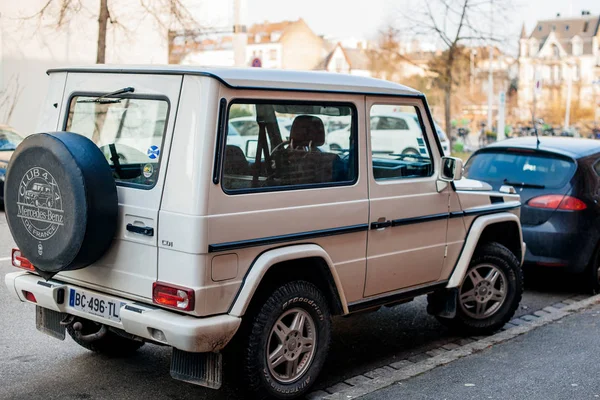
[328, 112, 429, 156]
[464, 137, 600, 292]
[0, 125, 24, 208]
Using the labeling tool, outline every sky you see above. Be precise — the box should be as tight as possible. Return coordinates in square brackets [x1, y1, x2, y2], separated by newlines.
[240, 0, 600, 50]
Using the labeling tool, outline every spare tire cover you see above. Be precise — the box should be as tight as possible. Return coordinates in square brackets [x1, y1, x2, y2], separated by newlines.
[4, 132, 118, 279]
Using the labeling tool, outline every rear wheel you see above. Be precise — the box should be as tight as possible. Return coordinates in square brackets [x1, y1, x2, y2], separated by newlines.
[585, 246, 600, 294]
[243, 280, 331, 399]
[435, 242, 523, 335]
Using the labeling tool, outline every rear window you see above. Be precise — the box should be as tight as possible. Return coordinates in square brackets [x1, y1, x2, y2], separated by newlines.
[65, 95, 169, 188]
[464, 151, 576, 189]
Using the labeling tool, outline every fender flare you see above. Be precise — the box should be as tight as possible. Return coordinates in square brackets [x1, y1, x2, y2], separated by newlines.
[446, 212, 524, 288]
[228, 244, 349, 317]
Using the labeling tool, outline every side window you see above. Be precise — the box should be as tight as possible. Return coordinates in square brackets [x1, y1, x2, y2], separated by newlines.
[222, 101, 356, 192]
[370, 105, 433, 181]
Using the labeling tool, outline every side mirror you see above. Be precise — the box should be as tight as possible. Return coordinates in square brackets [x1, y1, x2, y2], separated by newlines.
[440, 156, 463, 182]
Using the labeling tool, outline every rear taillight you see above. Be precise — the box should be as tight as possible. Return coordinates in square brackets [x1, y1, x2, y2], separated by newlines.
[12, 248, 35, 271]
[527, 195, 587, 211]
[152, 282, 195, 311]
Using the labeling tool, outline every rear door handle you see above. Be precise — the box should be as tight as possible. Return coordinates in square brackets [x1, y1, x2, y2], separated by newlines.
[126, 224, 154, 236]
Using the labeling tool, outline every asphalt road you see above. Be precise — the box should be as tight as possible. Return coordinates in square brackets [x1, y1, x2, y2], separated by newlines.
[0, 209, 589, 399]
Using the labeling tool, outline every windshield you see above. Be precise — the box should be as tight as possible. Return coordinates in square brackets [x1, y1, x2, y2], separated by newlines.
[0, 129, 23, 151]
[65, 95, 169, 187]
[464, 151, 576, 189]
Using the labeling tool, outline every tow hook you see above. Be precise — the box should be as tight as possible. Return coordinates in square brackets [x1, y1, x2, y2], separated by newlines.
[70, 320, 108, 343]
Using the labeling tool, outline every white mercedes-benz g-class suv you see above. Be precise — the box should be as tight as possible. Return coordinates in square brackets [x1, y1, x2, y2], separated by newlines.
[4, 66, 525, 399]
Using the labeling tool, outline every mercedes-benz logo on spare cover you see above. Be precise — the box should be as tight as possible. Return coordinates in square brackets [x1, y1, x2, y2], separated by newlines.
[17, 167, 64, 241]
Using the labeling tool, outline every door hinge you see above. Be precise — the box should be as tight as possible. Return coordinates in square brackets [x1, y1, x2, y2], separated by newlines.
[444, 245, 448, 258]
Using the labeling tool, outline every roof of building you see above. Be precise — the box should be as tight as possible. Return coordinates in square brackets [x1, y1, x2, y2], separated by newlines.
[482, 137, 600, 158]
[315, 43, 372, 71]
[528, 15, 600, 55]
[247, 19, 313, 44]
[520, 23, 527, 39]
[46, 65, 421, 96]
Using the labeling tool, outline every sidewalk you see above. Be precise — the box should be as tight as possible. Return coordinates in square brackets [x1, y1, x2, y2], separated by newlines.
[360, 304, 600, 399]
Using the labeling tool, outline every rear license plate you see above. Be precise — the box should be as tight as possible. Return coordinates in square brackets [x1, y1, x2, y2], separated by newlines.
[69, 288, 125, 322]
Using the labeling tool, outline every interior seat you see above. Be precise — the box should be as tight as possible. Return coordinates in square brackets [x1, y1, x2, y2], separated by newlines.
[277, 115, 342, 185]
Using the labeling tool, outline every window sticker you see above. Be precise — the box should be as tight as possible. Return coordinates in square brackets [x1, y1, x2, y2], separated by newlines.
[147, 145, 160, 160]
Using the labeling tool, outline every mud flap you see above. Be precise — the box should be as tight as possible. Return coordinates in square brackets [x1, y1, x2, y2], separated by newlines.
[170, 348, 222, 390]
[36, 306, 67, 340]
[426, 288, 458, 319]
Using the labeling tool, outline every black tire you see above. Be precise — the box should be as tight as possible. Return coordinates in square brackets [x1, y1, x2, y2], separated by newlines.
[436, 242, 523, 335]
[584, 245, 600, 294]
[67, 321, 144, 357]
[243, 280, 331, 399]
[4, 132, 118, 280]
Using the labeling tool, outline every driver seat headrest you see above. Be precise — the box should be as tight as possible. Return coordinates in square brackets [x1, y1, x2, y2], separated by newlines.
[290, 115, 325, 147]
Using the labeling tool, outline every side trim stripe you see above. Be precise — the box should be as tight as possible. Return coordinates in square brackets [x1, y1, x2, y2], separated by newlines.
[208, 224, 369, 253]
[370, 203, 521, 230]
[208, 204, 520, 253]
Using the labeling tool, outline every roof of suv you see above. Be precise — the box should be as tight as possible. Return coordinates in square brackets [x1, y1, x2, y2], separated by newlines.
[47, 65, 422, 97]
[481, 137, 600, 158]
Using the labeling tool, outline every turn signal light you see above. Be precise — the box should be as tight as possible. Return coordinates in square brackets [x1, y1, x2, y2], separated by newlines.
[152, 282, 195, 311]
[12, 249, 35, 271]
[528, 195, 587, 211]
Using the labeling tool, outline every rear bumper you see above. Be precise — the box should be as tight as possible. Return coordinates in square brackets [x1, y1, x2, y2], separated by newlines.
[522, 221, 597, 273]
[5, 271, 241, 353]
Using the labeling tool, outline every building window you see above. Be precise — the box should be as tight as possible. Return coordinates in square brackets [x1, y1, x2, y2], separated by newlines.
[573, 39, 583, 56]
[269, 49, 277, 61]
[565, 25, 570, 31]
[538, 25, 542, 31]
[552, 44, 560, 59]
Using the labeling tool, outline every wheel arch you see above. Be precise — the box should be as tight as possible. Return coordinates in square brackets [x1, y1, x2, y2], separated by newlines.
[447, 212, 524, 288]
[228, 244, 348, 317]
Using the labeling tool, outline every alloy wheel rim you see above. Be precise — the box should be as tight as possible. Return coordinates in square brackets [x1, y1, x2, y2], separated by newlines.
[266, 307, 317, 384]
[459, 263, 508, 320]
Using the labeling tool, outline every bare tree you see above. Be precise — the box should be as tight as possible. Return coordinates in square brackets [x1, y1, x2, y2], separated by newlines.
[25, 0, 202, 63]
[400, 0, 512, 137]
[0, 75, 24, 125]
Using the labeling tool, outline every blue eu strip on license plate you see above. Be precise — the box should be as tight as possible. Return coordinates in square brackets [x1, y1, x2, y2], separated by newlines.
[69, 288, 124, 322]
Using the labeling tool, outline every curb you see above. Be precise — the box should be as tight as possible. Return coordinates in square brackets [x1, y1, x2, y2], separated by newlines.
[307, 293, 600, 400]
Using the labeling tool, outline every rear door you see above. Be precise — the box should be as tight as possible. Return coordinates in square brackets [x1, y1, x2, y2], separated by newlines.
[53, 72, 182, 300]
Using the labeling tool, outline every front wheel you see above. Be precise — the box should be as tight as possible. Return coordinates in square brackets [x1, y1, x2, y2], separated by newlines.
[243, 280, 331, 399]
[435, 242, 523, 335]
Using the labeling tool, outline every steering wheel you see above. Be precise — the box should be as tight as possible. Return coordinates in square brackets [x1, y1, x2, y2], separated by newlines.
[269, 140, 291, 156]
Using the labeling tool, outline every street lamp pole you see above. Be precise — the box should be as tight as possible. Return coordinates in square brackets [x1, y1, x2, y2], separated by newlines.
[564, 62, 574, 131]
[487, 1, 494, 133]
[232, 0, 248, 67]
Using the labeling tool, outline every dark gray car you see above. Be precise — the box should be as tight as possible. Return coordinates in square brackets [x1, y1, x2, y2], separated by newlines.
[465, 137, 600, 292]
